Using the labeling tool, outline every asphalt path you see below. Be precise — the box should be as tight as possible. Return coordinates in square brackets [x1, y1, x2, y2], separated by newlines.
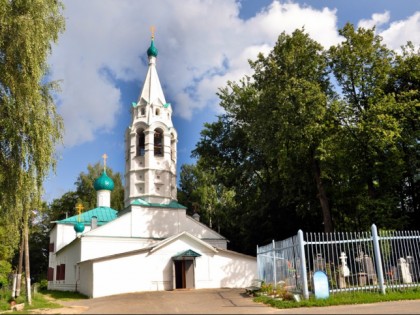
[61, 288, 420, 314]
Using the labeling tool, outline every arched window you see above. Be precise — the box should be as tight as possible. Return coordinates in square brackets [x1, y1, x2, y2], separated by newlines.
[141, 107, 145, 116]
[154, 128, 163, 156]
[137, 129, 145, 156]
[155, 108, 160, 116]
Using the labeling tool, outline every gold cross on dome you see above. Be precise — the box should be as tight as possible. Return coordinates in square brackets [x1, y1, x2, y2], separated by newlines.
[150, 25, 155, 39]
[75, 202, 84, 214]
[102, 153, 108, 170]
[75, 202, 84, 222]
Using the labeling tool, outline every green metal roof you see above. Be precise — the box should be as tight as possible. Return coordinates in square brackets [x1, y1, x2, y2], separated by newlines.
[131, 198, 187, 209]
[56, 207, 118, 226]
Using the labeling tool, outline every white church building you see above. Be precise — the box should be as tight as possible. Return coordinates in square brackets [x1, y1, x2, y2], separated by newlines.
[47, 35, 257, 298]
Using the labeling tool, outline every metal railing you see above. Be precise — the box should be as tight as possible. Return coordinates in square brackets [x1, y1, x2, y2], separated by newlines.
[257, 224, 420, 299]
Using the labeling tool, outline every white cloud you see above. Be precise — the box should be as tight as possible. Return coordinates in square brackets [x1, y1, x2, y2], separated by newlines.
[47, 0, 352, 147]
[358, 11, 390, 30]
[379, 12, 420, 51]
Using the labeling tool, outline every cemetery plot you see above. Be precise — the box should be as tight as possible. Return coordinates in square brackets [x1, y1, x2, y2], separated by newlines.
[257, 225, 420, 299]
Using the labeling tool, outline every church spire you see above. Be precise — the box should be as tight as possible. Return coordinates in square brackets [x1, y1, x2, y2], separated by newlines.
[124, 30, 178, 207]
[137, 28, 166, 110]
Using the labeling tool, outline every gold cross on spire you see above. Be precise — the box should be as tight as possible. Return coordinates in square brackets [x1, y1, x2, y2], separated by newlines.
[102, 153, 108, 171]
[150, 25, 155, 40]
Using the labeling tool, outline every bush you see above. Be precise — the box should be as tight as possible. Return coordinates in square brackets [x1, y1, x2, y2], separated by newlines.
[39, 279, 48, 291]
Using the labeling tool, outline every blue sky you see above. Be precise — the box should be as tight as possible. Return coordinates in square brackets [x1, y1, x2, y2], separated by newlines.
[43, 0, 420, 203]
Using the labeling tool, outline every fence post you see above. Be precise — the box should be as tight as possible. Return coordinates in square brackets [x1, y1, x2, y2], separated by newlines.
[272, 240, 277, 285]
[371, 224, 386, 294]
[297, 230, 309, 300]
[257, 245, 260, 280]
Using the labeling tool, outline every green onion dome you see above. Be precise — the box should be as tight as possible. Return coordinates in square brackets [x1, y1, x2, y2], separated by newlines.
[74, 222, 85, 233]
[94, 170, 115, 191]
[147, 39, 158, 57]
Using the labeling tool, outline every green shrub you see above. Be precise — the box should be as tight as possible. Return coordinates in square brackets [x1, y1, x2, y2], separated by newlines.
[39, 279, 48, 291]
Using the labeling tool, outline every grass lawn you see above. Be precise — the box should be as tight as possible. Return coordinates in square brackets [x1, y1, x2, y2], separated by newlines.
[254, 288, 420, 309]
[0, 290, 87, 314]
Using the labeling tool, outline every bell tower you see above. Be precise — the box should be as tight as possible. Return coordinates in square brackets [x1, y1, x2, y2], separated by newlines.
[124, 30, 178, 207]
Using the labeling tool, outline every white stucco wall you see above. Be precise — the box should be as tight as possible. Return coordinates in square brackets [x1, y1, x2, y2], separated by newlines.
[80, 236, 155, 261]
[193, 250, 257, 289]
[49, 239, 81, 291]
[78, 234, 256, 298]
[78, 261, 93, 297]
[84, 213, 132, 237]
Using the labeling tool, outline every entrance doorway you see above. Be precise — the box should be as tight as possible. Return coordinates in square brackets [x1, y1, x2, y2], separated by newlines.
[174, 260, 194, 289]
[172, 249, 201, 289]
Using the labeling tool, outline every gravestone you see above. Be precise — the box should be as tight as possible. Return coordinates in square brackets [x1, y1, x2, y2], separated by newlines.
[406, 256, 419, 282]
[398, 257, 412, 284]
[313, 271, 329, 299]
[362, 254, 377, 285]
[313, 253, 325, 272]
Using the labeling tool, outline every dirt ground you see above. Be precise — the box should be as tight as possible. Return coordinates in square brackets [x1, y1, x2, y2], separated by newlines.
[29, 305, 87, 314]
[0, 305, 85, 314]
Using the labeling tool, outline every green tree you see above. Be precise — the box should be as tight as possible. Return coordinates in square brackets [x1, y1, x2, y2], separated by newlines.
[328, 23, 416, 229]
[48, 191, 79, 222]
[385, 42, 420, 225]
[178, 163, 237, 245]
[0, 0, 65, 297]
[192, 29, 336, 253]
[190, 24, 419, 255]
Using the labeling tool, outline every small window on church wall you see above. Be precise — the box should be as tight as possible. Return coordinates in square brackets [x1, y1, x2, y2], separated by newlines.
[56, 265, 61, 281]
[154, 129, 163, 156]
[61, 264, 66, 280]
[47, 267, 54, 281]
[137, 129, 145, 156]
[155, 108, 160, 116]
[49, 242, 55, 252]
[56, 264, 65, 281]
[141, 107, 145, 116]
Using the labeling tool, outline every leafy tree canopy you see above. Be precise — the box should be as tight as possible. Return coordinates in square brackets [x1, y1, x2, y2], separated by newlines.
[0, 0, 65, 281]
[182, 24, 420, 254]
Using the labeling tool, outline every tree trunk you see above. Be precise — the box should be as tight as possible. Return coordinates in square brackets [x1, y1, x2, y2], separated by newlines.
[24, 217, 31, 305]
[312, 157, 333, 232]
[15, 234, 24, 297]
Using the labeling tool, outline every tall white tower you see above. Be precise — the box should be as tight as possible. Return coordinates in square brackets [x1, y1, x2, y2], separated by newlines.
[124, 33, 178, 207]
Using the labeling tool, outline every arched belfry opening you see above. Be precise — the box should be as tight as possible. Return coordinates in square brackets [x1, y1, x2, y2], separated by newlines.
[154, 128, 163, 156]
[137, 129, 145, 156]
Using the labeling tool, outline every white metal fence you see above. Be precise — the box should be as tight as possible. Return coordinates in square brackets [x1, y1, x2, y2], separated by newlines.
[257, 224, 420, 299]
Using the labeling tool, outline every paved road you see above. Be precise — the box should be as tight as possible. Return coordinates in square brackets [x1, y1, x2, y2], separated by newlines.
[62, 288, 420, 314]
